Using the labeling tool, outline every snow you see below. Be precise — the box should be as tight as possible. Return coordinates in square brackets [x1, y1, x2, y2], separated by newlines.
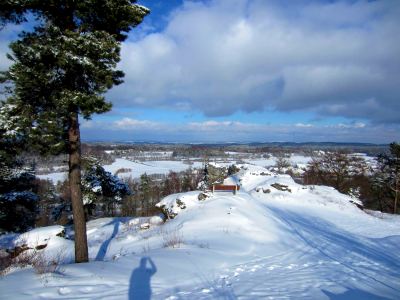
[37, 172, 67, 184]
[243, 154, 312, 169]
[156, 191, 202, 217]
[1, 164, 399, 299]
[102, 159, 202, 179]
[37, 159, 203, 183]
[13, 225, 65, 248]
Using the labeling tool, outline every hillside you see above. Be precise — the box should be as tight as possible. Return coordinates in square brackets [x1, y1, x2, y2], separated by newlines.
[1, 164, 399, 299]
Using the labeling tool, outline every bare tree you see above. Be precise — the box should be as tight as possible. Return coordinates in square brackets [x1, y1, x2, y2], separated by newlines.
[304, 151, 368, 194]
[376, 143, 400, 214]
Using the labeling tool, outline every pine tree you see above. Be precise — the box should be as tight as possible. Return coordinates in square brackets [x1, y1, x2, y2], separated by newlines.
[227, 164, 240, 176]
[0, 105, 38, 233]
[82, 158, 131, 217]
[0, 163, 38, 234]
[199, 159, 209, 191]
[0, 1, 149, 262]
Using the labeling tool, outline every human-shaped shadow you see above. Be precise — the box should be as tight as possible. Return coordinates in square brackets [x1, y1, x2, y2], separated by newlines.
[129, 257, 157, 300]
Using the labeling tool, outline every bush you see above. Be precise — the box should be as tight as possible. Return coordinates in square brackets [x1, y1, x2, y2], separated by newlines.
[0, 248, 65, 276]
[161, 228, 184, 248]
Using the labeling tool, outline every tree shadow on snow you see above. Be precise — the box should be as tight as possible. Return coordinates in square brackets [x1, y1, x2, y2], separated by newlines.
[267, 206, 400, 297]
[211, 285, 237, 300]
[322, 288, 391, 300]
[129, 257, 157, 300]
[95, 219, 120, 261]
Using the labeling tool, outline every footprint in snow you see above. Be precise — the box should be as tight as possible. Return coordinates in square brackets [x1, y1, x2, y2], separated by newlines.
[235, 267, 244, 272]
[80, 286, 94, 293]
[286, 263, 298, 269]
[268, 264, 280, 270]
[58, 287, 71, 295]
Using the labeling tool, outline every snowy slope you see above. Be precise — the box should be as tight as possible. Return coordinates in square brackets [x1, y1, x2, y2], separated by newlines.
[1, 165, 399, 299]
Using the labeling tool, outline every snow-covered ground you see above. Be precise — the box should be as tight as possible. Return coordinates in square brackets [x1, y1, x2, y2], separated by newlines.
[37, 159, 203, 183]
[2, 164, 399, 299]
[242, 154, 311, 168]
[103, 159, 203, 179]
[37, 172, 68, 184]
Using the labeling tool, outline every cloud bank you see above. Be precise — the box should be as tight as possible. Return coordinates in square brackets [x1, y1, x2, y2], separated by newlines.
[82, 118, 400, 143]
[111, 0, 400, 123]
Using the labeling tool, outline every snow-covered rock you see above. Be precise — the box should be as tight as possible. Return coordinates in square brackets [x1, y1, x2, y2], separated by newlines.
[149, 215, 165, 225]
[156, 191, 204, 219]
[13, 225, 65, 249]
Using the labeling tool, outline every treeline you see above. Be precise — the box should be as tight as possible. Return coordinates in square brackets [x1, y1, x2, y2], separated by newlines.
[1, 156, 240, 233]
[3, 166, 205, 233]
[23, 145, 115, 174]
[121, 169, 203, 217]
[297, 143, 400, 214]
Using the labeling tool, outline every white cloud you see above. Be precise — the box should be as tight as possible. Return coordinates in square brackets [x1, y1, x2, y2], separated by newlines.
[295, 123, 314, 128]
[83, 117, 164, 133]
[113, 118, 159, 129]
[110, 0, 400, 123]
[333, 122, 366, 129]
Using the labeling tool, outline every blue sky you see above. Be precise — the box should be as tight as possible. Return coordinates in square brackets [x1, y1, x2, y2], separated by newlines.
[1, 0, 400, 143]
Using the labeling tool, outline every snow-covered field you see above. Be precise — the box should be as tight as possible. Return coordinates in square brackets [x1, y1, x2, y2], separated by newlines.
[37, 159, 203, 183]
[243, 154, 312, 169]
[103, 159, 203, 179]
[37, 172, 68, 184]
[2, 164, 399, 299]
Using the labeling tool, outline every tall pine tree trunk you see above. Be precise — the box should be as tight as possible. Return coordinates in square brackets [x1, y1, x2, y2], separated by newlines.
[394, 178, 399, 214]
[68, 112, 88, 263]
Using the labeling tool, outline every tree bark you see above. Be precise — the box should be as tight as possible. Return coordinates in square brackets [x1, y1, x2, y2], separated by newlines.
[394, 178, 399, 214]
[68, 112, 89, 263]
